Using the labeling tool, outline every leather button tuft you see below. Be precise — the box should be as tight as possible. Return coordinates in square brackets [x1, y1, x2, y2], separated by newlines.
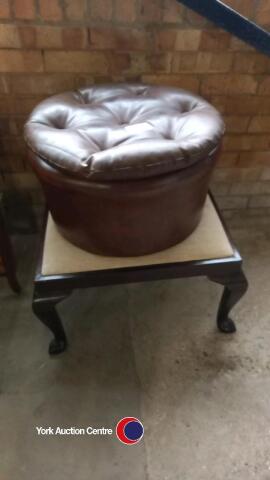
[24, 83, 224, 182]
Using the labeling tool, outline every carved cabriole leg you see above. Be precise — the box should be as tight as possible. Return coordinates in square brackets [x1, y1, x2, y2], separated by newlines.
[32, 289, 72, 355]
[208, 267, 248, 333]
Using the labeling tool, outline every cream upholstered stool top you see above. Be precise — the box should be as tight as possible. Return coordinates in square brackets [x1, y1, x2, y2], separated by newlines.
[33, 194, 248, 355]
[42, 196, 233, 276]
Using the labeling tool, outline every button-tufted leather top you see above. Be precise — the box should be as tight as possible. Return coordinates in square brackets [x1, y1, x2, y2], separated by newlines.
[24, 84, 224, 182]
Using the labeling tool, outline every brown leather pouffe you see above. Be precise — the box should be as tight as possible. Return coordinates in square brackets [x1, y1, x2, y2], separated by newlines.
[24, 84, 224, 257]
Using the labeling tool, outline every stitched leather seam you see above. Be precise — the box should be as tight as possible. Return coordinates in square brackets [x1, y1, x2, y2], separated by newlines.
[25, 132, 217, 177]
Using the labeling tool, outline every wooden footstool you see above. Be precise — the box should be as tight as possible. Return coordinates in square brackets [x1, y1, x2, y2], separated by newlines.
[33, 194, 248, 355]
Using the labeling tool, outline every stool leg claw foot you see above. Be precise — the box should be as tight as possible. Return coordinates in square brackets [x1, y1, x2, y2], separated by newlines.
[32, 291, 71, 355]
[49, 337, 67, 356]
[217, 317, 236, 334]
[208, 268, 248, 334]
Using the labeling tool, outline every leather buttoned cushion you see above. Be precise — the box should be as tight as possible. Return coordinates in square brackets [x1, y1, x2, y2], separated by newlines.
[24, 84, 224, 182]
[25, 84, 224, 256]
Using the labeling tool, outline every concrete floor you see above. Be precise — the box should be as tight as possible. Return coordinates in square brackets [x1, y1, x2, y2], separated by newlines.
[1, 213, 270, 480]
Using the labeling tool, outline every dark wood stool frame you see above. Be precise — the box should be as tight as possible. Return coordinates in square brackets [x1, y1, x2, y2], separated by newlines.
[32, 194, 248, 355]
[0, 193, 21, 294]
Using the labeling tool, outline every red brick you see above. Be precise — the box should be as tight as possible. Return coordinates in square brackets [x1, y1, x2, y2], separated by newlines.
[258, 77, 270, 95]
[0, 76, 9, 94]
[14, 0, 35, 19]
[213, 166, 261, 182]
[125, 53, 150, 75]
[184, 8, 208, 27]
[62, 28, 87, 50]
[127, 52, 171, 75]
[18, 26, 36, 49]
[248, 116, 270, 133]
[223, 134, 270, 152]
[65, 0, 87, 20]
[212, 168, 236, 183]
[148, 53, 172, 73]
[175, 30, 201, 51]
[232, 162, 259, 179]
[142, 74, 200, 92]
[229, 182, 259, 196]
[224, 115, 250, 133]
[9, 74, 75, 94]
[19, 26, 63, 50]
[210, 182, 230, 196]
[215, 196, 249, 210]
[1, 0, 270, 199]
[93, 75, 113, 84]
[90, 27, 151, 51]
[108, 53, 131, 74]
[0, 0, 10, 18]
[200, 30, 231, 51]
[89, 28, 113, 50]
[260, 168, 270, 181]
[0, 25, 20, 48]
[39, 0, 63, 22]
[212, 95, 270, 115]
[171, 52, 195, 72]
[172, 52, 233, 73]
[9, 117, 26, 135]
[163, 0, 183, 23]
[156, 29, 201, 51]
[115, 0, 136, 23]
[138, 0, 163, 22]
[251, 182, 270, 195]
[12, 117, 29, 134]
[217, 152, 239, 167]
[0, 95, 14, 114]
[224, 0, 256, 19]
[233, 53, 270, 73]
[230, 37, 255, 51]
[90, 0, 113, 21]
[0, 50, 43, 72]
[155, 29, 177, 51]
[201, 74, 257, 95]
[13, 96, 47, 115]
[36, 26, 62, 49]
[109, 74, 128, 83]
[74, 75, 95, 88]
[44, 51, 108, 74]
[241, 207, 270, 217]
[237, 152, 270, 167]
[249, 196, 270, 208]
[255, 0, 270, 26]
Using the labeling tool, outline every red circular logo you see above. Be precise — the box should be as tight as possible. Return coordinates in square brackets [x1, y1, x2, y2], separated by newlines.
[116, 417, 144, 445]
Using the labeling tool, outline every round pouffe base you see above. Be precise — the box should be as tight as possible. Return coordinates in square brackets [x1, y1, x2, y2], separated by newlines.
[30, 151, 218, 257]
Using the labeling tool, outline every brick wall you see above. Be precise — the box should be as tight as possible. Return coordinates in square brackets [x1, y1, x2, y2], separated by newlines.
[0, 0, 270, 211]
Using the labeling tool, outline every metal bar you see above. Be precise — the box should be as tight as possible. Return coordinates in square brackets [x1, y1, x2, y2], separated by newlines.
[178, 0, 270, 57]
